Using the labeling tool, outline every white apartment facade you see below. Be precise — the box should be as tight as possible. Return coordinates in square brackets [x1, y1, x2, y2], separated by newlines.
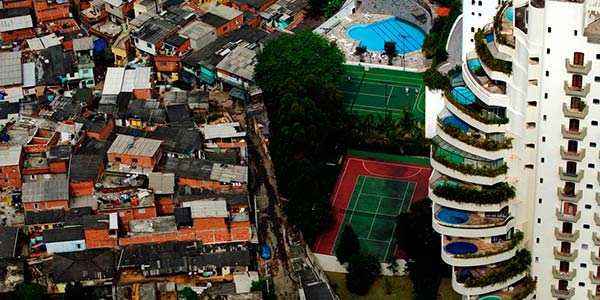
[430, 0, 600, 298]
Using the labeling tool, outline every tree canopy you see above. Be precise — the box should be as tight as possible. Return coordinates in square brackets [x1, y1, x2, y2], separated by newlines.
[251, 279, 276, 300]
[177, 287, 198, 300]
[254, 31, 345, 95]
[65, 281, 86, 300]
[335, 225, 360, 264]
[345, 253, 381, 295]
[13, 283, 46, 300]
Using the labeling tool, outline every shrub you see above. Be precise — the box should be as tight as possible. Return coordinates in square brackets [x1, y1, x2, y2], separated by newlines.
[424, 68, 450, 91]
[432, 152, 508, 177]
[474, 29, 512, 75]
[463, 249, 531, 287]
[433, 182, 515, 205]
[444, 89, 509, 124]
[440, 123, 513, 150]
[508, 276, 536, 300]
[493, 1, 514, 48]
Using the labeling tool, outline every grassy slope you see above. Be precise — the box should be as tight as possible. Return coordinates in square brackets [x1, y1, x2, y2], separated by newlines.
[325, 272, 414, 300]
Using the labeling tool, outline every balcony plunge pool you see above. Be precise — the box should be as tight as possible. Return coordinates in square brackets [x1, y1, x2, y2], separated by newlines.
[445, 242, 478, 255]
[437, 209, 469, 224]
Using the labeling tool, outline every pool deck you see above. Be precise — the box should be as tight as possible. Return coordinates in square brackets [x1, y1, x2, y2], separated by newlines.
[325, 11, 430, 71]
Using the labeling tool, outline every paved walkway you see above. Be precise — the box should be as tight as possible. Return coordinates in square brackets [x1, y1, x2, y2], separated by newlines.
[438, 15, 463, 74]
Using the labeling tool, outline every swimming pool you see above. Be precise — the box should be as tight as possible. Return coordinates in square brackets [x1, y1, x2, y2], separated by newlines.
[505, 7, 514, 22]
[451, 87, 476, 105]
[347, 17, 426, 53]
[480, 296, 502, 300]
[445, 242, 478, 255]
[433, 180, 459, 188]
[467, 59, 482, 72]
[437, 209, 469, 224]
[442, 116, 469, 131]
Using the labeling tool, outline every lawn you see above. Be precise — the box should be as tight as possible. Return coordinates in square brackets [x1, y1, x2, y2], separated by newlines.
[438, 277, 461, 300]
[325, 271, 414, 300]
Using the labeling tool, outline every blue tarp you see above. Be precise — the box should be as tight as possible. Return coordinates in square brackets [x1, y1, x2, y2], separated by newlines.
[93, 39, 108, 53]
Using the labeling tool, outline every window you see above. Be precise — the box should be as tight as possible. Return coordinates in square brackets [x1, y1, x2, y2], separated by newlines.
[544, 93, 548, 99]
[560, 242, 571, 254]
[572, 74, 583, 88]
[543, 115, 547, 121]
[536, 238, 540, 243]
[595, 99, 600, 104]
[560, 261, 570, 272]
[33, 203, 39, 209]
[579, 282, 585, 287]
[541, 157, 545, 163]
[528, 101, 537, 106]
[589, 163, 595, 168]
[597, 54, 600, 59]
[525, 164, 534, 169]
[115, 157, 121, 162]
[593, 121, 598, 126]
[563, 202, 577, 215]
[132, 158, 138, 163]
[569, 119, 580, 131]
[547, 48, 551, 54]
[586, 204, 592, 209]
[566, 161, 577, 174]
[540, 178, 543, 183]
[537, 218, 541, 223]
[160, 61, 167, 66]
[478, 0, 482, 5]
[546, 71, 549, 77]
[564, 182, 575, 196]
[147, 42, 152, 48]
[570, 97, 582, 109]
[548, 27, 552, 33]
[471, 27, 475, 32]
[587, 184, 594, 189]
[538, 198, 542, 204]
[542, 136, 546, 142]
[574, 30, 578, 36]
[584, 224, 591, 229]
[562, 222, 573, 234]
[591, 142, 597, 147]
[526, 143, 535, 148]
[568, 140, 578, 152]
[76, 243, 81, 249]
[138, 208, 145, 214]
[223, 26, 228, 32]
[574, 52, 584, 65]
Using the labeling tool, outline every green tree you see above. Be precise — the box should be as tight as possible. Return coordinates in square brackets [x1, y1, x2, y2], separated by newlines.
[178, 287, 197, 300]
[251, 279, 276, 300]
[65, 281, 86, 300]
[13, 283, 46, 300]
[396, 199, 443, 300]
[384, 41, 397, 65]
[346, 253, 381, 295]
[335, 225, 360, 264]
[355, 46, 367, 62]
[254, 31, 345, 96]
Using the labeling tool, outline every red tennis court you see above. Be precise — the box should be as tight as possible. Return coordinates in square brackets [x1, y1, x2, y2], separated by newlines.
[312, 155, 432, 260]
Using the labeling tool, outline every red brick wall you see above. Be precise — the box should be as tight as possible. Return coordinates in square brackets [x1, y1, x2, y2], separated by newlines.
[85, 229, 117, 248]
[0, 164, 22, 189]
[49, 161, 68, 173]
[69, 181, 95, 196]
[86, 118, 114, 141]
[24, 200, 69, 212]
[178, 177, 247, 191]
[155, 197, 175, 215]
[107, 149, 161, 169]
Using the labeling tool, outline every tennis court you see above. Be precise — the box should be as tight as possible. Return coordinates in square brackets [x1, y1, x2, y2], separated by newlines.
[341, 64, 426, 120]
[312, 153, 432, 262]
[335, 176, 415, 261]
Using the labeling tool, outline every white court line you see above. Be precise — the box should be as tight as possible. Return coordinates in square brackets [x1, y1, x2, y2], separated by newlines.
[358, 236, 391, 243]
[360, 192, 403, 200]
[361, 79, 421, 89]
[386, 86, 394, 108]
[346, 176, 365, 225]
[384, 223, 397, 260]
[362, 161, 422, 180]
[398, 182, 411, 214]
[366, 196, 383, 240]
[349, 157, 429, 170]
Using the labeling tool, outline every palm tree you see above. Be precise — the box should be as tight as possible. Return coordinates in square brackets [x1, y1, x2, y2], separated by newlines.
[384, 42, 397, 65]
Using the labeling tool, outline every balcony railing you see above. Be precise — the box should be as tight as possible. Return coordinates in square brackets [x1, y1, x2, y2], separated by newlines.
[591, 252, 600, 265]
[590, 271, 600, 285]
[595, 212, 600, 226]
[594, 232, 600, 246]
[432, 141, 507, 177]
[589, 290, 600, 300]
[561, 125, 587, 140]
[552, 266, 577, 280]
[559, 167, 584, 182]
[564, 81, 590, 97]
[560, 146, 585, 161]
[551, 285, 575, 299]
[562, 102, 589, 119]
[553, 248, 578, 262]
[557, 187, 582, 203]
[556, 209, 581, 222]
[554, 228, 580, 242]
[565, 58, 592, 75]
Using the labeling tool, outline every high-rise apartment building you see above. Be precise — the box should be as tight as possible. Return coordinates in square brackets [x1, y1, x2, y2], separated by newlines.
[430, 0, 600, 298]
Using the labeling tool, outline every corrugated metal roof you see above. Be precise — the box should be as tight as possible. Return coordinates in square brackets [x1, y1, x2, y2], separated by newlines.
[0, 12, 32, 32]
[182, 199, 228, 218]
[210, 163, 248, 184]
[148, 172, 175, 194]
[107, 134, 162, 157]
[73, 37, 94, 51]
[22, 62, 35, 88]
[102, 68, 125, 95]
[121, 69, 136, 92]
[0, 145, 22, 167]
[0, 51, 22, 86]
[202, 122, 246, 139]
[23, 179, 69, 202]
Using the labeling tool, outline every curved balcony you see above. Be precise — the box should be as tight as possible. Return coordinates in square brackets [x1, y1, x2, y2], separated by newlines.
[430, 175, 514, 208]
[557, 187, 582, 203]
[595, 212, 600, 226]
[552, 286, 575, 299]
[478, 276, 536, 300]
[436, 121, 510, 161]
[556, 209, 581, 222]
[592, 251, 600, 265]
[431, 137, 507, 186]
[561, 125, 587, 140]
[563, 102, 589, 119]
[428, 180, 511, 212]
[433, 205, 514, 238]
[564, 81, 590, 97]
[589, 290, 600, 300]
[593, 232, 600, 246]
[553, 267, 577, 280]
[462, 58, 509, 107]
[441, 233, 522, 267]
[559, 167, 584, 183]
[553, 248, 578, 262]
[444, 89, 508, 133]
[560, 146, 585, 161]
[452, 267, 526, 296]
[590, 272, 600, 285]
[565, 58, 592, 75]
[554, 228, 579, 242]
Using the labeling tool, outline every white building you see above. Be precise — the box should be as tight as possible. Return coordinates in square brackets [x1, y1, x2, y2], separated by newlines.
[430, 0, 600, 298]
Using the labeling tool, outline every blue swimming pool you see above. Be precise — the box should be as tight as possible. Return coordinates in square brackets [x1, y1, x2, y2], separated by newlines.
[433, 180, 459, 188]
[438, 209, 469, 224]
[451, 87, 476, 105]
[480, 296, 502, 300]
[445, 242, 478, 255]
[442, 116, 469, 131]
[347, 17, 426, 53]
[467, 59, 482, 72]
[484, 32, 494, 43]
[505, 7, 514, 22]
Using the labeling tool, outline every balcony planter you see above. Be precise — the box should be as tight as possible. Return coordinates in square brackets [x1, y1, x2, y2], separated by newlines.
[432, 152, 508, 177]
[554, 228, 579, 242]
[454, 231, 523, 259]
[555, 209, 581, 222]
[592, 252, 600, 265]
[590, 272, 600, 285]
[553, 248, 578, 262]
[589, 290, 600, 300]
[551, 286, 575, 299]
[553, 267, 577, 280]
[562, 102, 589, 119]
[461, 249, 530, 288]
[560, 146, 585, 161]
[444, 89, 509, 125]
[595, 213, 600, 226]
[561, 125, 587, 140]
[557, 187, 582, 203]
[433, 182, 515, 205]
[440, 123, 512, 151]
[593, 232, 600, 246]
[474, 29, 512, 75]
[565, 58, 592, 75]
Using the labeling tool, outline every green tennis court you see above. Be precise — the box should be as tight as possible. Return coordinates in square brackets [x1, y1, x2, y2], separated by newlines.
[333, 175, 416, 261]
[341, 64, 426, 120]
